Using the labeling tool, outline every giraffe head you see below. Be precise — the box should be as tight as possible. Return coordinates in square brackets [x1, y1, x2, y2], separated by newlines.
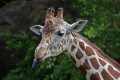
[30, 7, 88, 68]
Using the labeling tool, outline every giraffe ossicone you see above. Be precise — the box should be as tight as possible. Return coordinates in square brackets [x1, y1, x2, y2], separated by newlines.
[30, 7, 120, 80]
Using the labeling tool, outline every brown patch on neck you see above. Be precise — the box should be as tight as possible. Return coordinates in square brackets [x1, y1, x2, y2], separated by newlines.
[101, 69, 113, 80]
[79, 41, 85, 51]
[76, 49, 83, 59]
[85, 46, 94, 56]
[90, 73, 101, 80]
[77, 33, 120, 70]
[90, 58, 100, 69]
[71, 44, 76, 51]
[79, 65, 87, 75]
[108, 65, 120, 79]
[79, 59, 91, 74]
[99, 59, 106, 66]
[83, 59, 91, 70]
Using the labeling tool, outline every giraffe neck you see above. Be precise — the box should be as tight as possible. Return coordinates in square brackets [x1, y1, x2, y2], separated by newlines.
[66, 32, 120, 80]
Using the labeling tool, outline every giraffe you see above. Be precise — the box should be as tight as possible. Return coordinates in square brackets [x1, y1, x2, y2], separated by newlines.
[30, 7, 120, 80]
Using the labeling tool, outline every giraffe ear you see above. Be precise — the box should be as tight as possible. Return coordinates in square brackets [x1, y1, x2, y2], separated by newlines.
[30, 25, 43, 36]
[70, 20, 88, 32]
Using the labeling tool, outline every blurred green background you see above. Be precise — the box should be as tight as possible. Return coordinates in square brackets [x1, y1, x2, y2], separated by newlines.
[0, 0, 120, 80]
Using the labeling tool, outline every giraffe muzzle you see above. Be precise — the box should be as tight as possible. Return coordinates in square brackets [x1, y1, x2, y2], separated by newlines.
[32, 52, 46, 69]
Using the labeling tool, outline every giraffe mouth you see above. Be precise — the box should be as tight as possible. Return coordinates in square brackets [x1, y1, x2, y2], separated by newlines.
[32, 53, 47, 69]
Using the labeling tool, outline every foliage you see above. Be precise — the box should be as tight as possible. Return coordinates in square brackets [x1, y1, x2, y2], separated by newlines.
[1, 0, 120, 80]
[0, 32, 85, 80]
[67, 0, 120, 59]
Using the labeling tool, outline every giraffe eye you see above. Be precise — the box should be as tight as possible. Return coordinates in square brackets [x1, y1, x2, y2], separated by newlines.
[55, 31, 64, 36]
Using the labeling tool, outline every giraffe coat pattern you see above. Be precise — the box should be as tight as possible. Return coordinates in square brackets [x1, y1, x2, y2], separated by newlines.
[30, 8, 120, 80]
